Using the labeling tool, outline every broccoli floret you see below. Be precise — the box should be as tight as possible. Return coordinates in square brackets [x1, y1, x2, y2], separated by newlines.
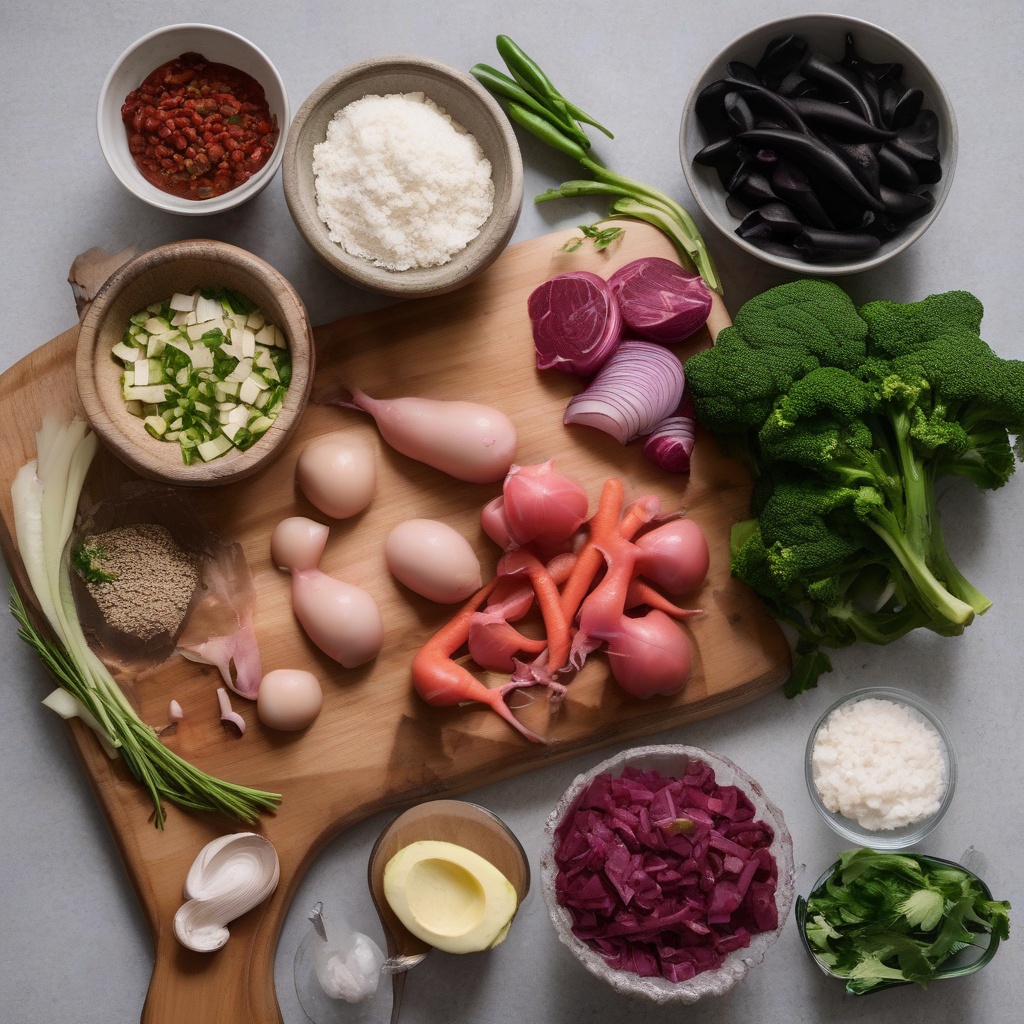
[733, 279, 869, 371]
[685, 326, 819, 434]
[859, 291, 984, 358]
[687, 279, 1023, 695]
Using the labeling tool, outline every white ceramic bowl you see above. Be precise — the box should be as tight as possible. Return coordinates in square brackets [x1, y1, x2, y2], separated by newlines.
[540, 744, 795, 1004]
[97, 24, 289, 215]
[680, 15, 958, 275]
[283, 54, 523, 298]
[805, 686, 957, 849]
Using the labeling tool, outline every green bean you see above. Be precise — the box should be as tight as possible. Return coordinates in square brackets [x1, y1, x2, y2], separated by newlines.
[477, 34, 722, 294]
[496, 34, 563, 104]
[470, 64, 589, 147]
[506, 103, 588, 161]
[559, 99, 614, 140]
[496, 36, 612, 141]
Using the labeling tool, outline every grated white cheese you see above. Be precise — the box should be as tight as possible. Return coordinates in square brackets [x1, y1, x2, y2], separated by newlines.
[811, 697, 946, 831]
[312, 92, 494, 271]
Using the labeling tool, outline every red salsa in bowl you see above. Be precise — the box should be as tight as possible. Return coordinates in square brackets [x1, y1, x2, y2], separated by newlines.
[121, 51, 279, 201]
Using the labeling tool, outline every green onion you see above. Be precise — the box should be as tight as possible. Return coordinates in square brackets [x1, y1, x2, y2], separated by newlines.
[10, 417, 281, 828]
[112, 288, 290, 465]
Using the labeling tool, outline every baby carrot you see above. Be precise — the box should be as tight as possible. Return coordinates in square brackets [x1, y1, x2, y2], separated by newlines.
[558, 477, 623, 621]
[412, 580, 545, 743]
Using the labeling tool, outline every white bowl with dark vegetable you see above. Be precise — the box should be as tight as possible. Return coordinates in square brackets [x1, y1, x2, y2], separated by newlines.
[679, 15, 957, 273]
[283, 54, 524, 298]
[540, 744, 794, 1004]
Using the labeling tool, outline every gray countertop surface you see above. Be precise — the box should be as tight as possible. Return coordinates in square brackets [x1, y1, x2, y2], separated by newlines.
[1, 2, 1021, 1022]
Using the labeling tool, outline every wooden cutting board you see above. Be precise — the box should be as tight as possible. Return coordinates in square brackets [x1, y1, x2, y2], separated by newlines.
[0, 223, 789, 1023]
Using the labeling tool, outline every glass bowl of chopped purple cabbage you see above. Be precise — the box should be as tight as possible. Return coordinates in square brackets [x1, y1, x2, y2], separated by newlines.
[805, 686, 957, 850]
[540, 744, 795, 1003]
[679, 14, 957, 274]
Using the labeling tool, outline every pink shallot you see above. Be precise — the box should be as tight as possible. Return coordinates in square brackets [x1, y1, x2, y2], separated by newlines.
[177, 542, 263, 700]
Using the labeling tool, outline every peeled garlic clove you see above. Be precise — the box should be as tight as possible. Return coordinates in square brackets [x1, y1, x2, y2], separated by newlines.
[173, 832, 280, 953]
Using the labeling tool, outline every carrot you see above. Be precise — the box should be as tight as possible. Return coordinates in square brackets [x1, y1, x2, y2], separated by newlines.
[558, 477, 623, 620]
[618, 494, 662, 540]
[499, 548, 572, 671]
[412, 580, 545, 743]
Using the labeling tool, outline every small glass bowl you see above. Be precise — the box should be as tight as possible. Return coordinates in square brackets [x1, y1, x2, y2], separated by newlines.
[540, 744, 795, 1005]
[805, 687, 957, 849]
[796, 852, 1005, 993]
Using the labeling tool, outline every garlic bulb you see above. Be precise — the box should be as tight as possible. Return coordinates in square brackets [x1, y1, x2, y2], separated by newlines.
[173, 832, 280, 953]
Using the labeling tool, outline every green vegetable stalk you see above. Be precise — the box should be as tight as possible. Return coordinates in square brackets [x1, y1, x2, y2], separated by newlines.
[797, 849, 1010, 993]
[11, 417, 280, 828]
[685, 280, 1024, 694]
[472, 36, 722, 294]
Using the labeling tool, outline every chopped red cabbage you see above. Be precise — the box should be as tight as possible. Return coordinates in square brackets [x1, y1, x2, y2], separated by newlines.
[553, 761, 779, 982]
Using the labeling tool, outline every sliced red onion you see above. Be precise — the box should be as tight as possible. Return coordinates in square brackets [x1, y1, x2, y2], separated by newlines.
[643, 389, 697, 472]
[528, 271, 622, 376]
[563, 340, 684, 444]
[643, 416, 696, 472]
[608, 257, 712, 344]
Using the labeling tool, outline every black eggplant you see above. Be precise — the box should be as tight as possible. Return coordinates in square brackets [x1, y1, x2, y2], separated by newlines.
[724, 92, 756, 134]
[694, 79, 735, 141]
[755, 33, 809, 84]
[877, 144, 922, 191]
[771, 158, 836, 230]
[793, 226, 882, 259]
[800, 51, 881, 125]
[823, 135, 883, 199]
[790, 97, 896, 142]
[736, 128, 885, 211]
[841, 32, 903, 82]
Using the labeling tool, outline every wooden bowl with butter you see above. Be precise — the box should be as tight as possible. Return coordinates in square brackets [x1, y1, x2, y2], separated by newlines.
[76, 239, 314, 487]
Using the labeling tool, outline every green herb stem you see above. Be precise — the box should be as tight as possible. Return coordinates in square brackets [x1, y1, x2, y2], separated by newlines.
[12, 588, 281, 828]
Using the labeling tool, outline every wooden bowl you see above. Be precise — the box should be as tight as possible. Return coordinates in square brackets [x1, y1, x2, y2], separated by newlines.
[76, 239, 314, 486]
[282, 54, 523, 298]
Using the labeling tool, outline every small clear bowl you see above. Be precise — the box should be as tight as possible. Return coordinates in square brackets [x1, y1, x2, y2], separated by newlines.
[796, 852, 1005, 993]
[540, 744, 795, 1004]
[805, 686, 957, 849]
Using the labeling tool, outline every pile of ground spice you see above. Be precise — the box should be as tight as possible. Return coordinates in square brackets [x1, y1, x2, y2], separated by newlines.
[81, 523, 199, 641]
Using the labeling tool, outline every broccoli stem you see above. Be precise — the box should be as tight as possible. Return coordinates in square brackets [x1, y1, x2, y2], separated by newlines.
[863, 508, 975, 627]
[922, 467, 993, 615]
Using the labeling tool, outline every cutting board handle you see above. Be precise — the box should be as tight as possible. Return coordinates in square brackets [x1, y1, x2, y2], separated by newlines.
[142, 911, 283, 1024]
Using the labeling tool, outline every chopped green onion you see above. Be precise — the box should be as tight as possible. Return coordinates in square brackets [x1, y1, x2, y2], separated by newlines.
[110, 288, 291, 465]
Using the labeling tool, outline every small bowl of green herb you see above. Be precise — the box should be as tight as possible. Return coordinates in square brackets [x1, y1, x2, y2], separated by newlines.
[796, 849, 1010, 994]
[76, 238, 314, 487]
